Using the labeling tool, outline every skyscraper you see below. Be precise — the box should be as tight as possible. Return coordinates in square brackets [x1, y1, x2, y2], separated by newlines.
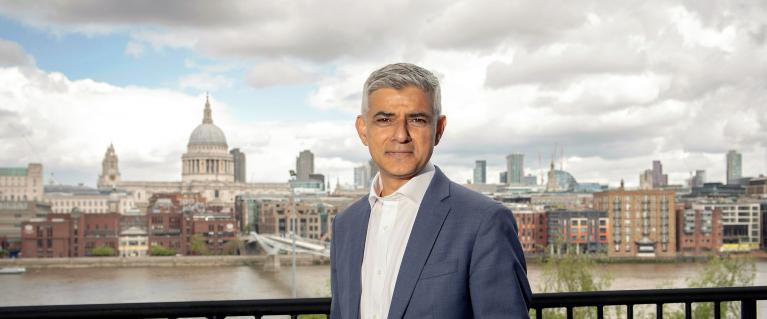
[652, 160, 668, 188]
[726, 150, 742, 185]
[499, 172, 508, 184]
[296, 150, 314, 181]
[506, 153, 524, 185]
[473, 160, 486, 184]
[230, 148, 246, 183]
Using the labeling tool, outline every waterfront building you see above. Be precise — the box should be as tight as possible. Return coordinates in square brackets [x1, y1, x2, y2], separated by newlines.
[506, 153, 524, 185]
[251, 198, 337, 241]
[20, 214, 71, 258]
[146, 194, 192, 255]
[507, 203, 547, 254]
[296, 150, 314, 181]
[727, 150, 743, 185]
[473, 160, 486, 184]
[692, 199, 761, 251]
[675, 204, 722, 256]
[95, 97, 290, 209]
[0, 163, 43, 202]
[44, 184, 136, 214]
[546, 210, 608, 255]
[594, 186, 677, 258]
[0, 200, 50, 242]
[20, 211, 122, 258]
[119, 226, 148, 257]
[191, 212, 238, 255]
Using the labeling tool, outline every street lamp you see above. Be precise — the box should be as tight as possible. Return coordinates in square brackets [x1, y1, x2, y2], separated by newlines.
[289, 170, 297, 298]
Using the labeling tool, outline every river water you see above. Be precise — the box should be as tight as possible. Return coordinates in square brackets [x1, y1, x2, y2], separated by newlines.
[2, 260, 767, 315]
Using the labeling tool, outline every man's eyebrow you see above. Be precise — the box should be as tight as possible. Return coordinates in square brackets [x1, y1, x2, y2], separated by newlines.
[406, 112, 431, 118]
[373, 111, 395, 117]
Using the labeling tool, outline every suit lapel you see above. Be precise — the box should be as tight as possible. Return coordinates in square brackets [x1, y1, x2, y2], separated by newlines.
[387, 168, 451, 319]
[349, 202, 371, 319]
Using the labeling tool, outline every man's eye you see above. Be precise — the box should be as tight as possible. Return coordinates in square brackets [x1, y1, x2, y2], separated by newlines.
[376, 118, 392, 124]
[409, 118, 428, 126]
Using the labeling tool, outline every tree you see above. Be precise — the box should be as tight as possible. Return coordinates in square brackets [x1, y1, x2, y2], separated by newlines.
[190, 234, 209, 255]
[535, 253, 614, 319]
[91, 245, 115, 257]
[150, 245, 176, 256]
[665, 254, 756, 319]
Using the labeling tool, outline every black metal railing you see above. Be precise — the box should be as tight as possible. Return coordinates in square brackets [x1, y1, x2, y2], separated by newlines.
[0, 286, 764, 319]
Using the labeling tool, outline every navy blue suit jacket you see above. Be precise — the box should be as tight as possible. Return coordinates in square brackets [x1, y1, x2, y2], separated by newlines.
[330, 166, 532, 319]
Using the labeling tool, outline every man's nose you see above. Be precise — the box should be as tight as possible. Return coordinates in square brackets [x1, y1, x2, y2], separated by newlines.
[392, 119, 411, 143]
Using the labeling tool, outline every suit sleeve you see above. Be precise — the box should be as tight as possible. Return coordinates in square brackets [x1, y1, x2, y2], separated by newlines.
[330, 217, 341, 319]
[469, 205, 532, 318]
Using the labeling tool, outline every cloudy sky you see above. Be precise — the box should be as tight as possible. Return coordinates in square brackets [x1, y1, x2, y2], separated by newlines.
[0, 0, 765, 188]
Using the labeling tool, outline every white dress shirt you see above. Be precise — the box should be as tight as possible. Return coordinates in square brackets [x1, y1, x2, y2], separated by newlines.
[360, 162, 436, 319]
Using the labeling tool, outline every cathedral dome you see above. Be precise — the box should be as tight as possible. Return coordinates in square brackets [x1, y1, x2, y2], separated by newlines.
[187, 95, 228, 147]
[188, 123, 227, 147]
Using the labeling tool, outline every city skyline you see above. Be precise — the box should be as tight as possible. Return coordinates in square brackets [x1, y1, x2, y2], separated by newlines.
[0, 1, 766, 188]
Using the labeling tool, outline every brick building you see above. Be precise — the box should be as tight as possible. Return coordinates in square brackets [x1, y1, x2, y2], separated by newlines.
[508, 204, 547, 254]
[546, 210, 608, 254]
[594, 186, 677, 258]
[676, 205, 723, 256]
[254, 198, 337, 241]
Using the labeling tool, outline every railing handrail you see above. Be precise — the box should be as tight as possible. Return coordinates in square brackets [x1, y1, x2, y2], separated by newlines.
[0, 286, 765, 319]
[533, 286, 767, 307]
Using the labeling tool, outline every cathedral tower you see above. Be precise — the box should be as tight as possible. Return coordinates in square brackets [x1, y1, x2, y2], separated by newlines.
[182, 95, 235, 183]
[98, 143, 121, 188]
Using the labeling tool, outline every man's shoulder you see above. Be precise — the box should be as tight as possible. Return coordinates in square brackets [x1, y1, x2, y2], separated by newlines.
[334, 194, 369, 225]
[445, 180, 505, 211]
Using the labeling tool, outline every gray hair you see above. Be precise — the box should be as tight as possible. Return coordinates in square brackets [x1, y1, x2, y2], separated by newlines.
[361, 63, 442, 119]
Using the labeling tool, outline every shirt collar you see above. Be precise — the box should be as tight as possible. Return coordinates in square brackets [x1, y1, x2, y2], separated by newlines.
[368, 162, 435, 208]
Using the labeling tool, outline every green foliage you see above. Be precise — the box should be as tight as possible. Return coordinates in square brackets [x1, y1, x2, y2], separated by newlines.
[150, 245, 176, 256]
[683, 254, 755, 319]
[90, 245, 115, 257]
[190, 234, 209, 255]
[535, 253, 614, 319]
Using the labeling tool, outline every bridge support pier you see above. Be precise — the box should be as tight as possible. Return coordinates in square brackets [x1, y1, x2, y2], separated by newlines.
[263, 254, 281, 272]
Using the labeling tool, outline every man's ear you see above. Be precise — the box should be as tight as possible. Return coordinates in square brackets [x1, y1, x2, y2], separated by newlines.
[355, 115, 368, 146]
[434, 115, 447, 146]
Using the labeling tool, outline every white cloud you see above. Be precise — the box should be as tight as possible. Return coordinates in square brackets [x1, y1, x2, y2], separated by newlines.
[178, 73, 233, 91]
[0, 38, 34, 66]
[1, 1, 766, 187]
[124, 41, 144, 58]
[246, 61, 315, 88]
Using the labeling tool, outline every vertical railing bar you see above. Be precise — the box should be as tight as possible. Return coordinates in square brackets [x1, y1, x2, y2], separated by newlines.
[657, 303, 663, 319]
[536, 307, 542, 319]
[741, 299, 756, 319]
[627, 304, 633, 319]
[566, 306, 573, 319]
[714, 301, 721, 319]
[597, 305, 604, 319]
[684, 302, 691, 319]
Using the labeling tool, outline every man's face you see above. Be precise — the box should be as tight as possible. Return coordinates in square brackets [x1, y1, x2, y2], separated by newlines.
[356, 86, 447, 182]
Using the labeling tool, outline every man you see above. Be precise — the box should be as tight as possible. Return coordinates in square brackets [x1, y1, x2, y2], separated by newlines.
[330, 63, 531, 319]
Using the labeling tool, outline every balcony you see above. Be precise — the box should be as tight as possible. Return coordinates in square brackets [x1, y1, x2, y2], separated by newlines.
[0, 286, 764, 319]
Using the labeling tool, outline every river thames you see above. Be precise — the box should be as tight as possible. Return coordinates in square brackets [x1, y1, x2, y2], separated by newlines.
[2, 260, 767, 315]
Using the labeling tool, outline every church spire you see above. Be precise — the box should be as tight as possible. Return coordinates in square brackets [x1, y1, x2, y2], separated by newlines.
[203, 93, 213, 124]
